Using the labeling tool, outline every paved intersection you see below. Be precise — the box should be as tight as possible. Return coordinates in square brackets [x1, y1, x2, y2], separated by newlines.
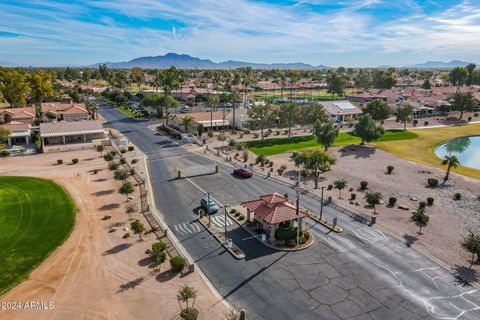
[101, 105, 480, 320]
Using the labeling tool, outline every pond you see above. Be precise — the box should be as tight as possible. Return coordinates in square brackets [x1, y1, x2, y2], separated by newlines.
[435, 136, 480, 170]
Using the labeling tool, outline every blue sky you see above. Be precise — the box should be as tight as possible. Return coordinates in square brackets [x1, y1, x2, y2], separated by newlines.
[0, 0, 479, 67]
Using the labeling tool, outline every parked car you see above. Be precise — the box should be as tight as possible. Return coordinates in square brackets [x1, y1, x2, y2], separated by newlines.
[233, 168, 253, 178]
[180, 106, 191, 113]
[200, 196, 219, 214]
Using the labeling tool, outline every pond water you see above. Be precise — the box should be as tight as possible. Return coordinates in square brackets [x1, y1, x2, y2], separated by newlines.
[435, 136, 480, 170]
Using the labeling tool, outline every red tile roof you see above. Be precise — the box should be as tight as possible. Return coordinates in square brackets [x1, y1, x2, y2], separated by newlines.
[0, 107, 36, 119]
[241, 193, 308, 224]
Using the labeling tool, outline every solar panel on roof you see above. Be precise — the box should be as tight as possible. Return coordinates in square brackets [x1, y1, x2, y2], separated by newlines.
[334, 101, 356, 110]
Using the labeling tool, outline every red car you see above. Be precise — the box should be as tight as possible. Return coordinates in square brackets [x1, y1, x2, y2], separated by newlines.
[233, 168, 253, 178]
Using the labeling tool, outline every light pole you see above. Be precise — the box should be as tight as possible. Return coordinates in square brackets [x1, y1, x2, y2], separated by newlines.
[320, 186, 325, 221]
[296, 170, 301, 246]
[224, 204, 230, 242]
[207, 192, 211, 228]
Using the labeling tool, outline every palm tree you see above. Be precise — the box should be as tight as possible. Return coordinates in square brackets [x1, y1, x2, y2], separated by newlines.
[410, 208, 429, 235]
[441, 155, 460, 181]
[364, 192, 383, 214]
[334, 179, 348, 199]
[180, 115, 194, 133]
[229, 91, 241, 131]
[207, 95, 219, 130]
[177, 284, 197, 310]
[95, 144, 104, 157]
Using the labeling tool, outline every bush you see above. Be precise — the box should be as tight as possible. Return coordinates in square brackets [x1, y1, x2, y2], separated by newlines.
[120, 149, 127, 154]
[152, 241, 167, 253]
[242, 128, 251, 134]
[119, 157, 126, 164]
[286, 239, 297, 247]
[360, 181, 368, 190]
[388, 196, 397, 206]
[109, 150, 117, 157]
[350, 193, 357, 200]
[1, 149, 10, 157]
[280, 165, 287, 170]
[230, 208, 237, 214]
[180, 307, 199, 320]
[327, 184, 333, 190]
[277, 168, 284, 176]
[229, 139, 236, 147]
[413, 119, 419, 127]
[238, 215, 245, 221]
[424, 121, 429, 126]
[128, 146, 134, 151]
[427, 178, 439, 187]
[256, 154, 266, 166]
[170, 256, 187, 273]
[217, 131, 227, 141]
[123, 232, 130, 239]
[207, 130, 213, 138]
[109, 162, 119, 170]
[72, 158, 79, 164]
[387, 165, 394, 174]
[427, 197, 434, 206]
[57, 159, 63, 165]
[253, 133, 259, 138]
[275, 227, 299, 241]
[103, 154, 114, 162]
[131, 159, 138, 164]
[419, 201, 426, 209]
[453, 192, 462, 201]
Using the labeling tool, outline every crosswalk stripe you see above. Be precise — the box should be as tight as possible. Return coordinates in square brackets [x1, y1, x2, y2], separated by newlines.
[352, 227, 387, 243]
[191, 222, 201, 232]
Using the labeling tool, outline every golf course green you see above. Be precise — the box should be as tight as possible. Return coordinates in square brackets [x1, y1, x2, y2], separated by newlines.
[0, 176, 76, 295]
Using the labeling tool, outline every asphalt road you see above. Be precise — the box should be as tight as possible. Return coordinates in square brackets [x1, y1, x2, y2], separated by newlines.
[100, 104, 480, 320]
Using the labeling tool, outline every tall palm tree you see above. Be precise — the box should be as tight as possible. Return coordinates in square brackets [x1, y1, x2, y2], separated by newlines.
[364, 192, 383, 214]
[334, 179, 348, 199]
[441, 155, 460, 181]
[229, 91, 241, 131]
[180, 116, 194, 133]
[207, 95, 219, 130]
[177, 285, 197, 310]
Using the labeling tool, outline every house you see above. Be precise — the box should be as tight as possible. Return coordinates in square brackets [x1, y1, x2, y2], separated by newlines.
[241, 193, 308, 240]
[170, 111, 231, 132]
[0, 121, 32, 148]
[41, 102, 90, 122]
[40, 120, 105, 153]
[171, 87, 218, 102]
[320, 100, 363, 123]
[346, 92, 389, 103]
[0, 107, 36, 124]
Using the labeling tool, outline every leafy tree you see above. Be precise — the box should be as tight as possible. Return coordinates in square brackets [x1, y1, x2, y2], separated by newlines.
[451, 92, 477, 120]
[300, 103, 328, 129]
[114, 169, 130, 181]
[103, 153, 114, 162]
[180, 116, 194, 133]
[440, 155, 460, 181]
[314, 120, 339, 151]
[131, 67, 144, 92]
[410, 208, 429, 234]
[0, 127, 11, 149]
[354, 114, 385, 144]
[119, 180, 134, 201]
[364, 192, 383, 214]
[247, 102, 275, 140]
[96, 144, 104, 156]
[142, 93, 178, 118]
[0, 69, 31, 107]
[295, 150, 336, 189]
[449, 67, 468, 86]
[28, 69, 55, 103]
[333, 179, 348, 198]
[326, 73, 346, 97]
[363, 100, 392, 122]
[373, 70, 396, 89]
[279, 103, 300, 137]
[462, 232, 480, 266]
[396, 104, 413, 131]
[354, 71, 372, 91]
[130, 219, 146, 240]
[125, 203, 137, 219]
[421, 79, 432, 90]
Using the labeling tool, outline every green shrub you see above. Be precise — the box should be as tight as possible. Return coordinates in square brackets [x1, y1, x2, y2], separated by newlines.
[256, 154, 266, 166]
[387, 165, 394, 174]
[119, 157, 126, 164]
[285, 239, 297, 247]
[235, 212, 240, 217]
[427, 197, 434, 206]
[360, 181, 368, 190]
[152, 241, 167, 253]
[207, 130, 213, 137]
[230, 208, 237, 214]
[103, 154, 114, 162]
[180, 307, 199, 320]
[388, 196, 397, 206]
[229, 139, 236, 147]
[0, 149, 10, 157]
[350, 193, 357, 200]
[427, 178, 439, 187]
[131, 159, 138, 164]
[170, 256, 187, 273]
[152, 251, 166, 264]
[453, 192, 462, 201]
[275, 227, 298, 241]
[57, 159, 63, 164]
[109, 162, 119, 170]
[128, 146, 134, 151]
[123, 232, 130, 239]
[238, 215, 245, 221]
[327, 184, 333, 190]
[72, 158, 79, 164]
[120, 149, 127, 154]
[419, 201, 426, 209]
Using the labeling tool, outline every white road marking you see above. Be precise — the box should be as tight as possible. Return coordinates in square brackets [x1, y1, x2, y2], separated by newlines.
[173, 221, 202, 235]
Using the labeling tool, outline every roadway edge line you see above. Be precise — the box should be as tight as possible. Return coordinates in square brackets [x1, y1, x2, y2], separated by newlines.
[127, 137, 234, 311]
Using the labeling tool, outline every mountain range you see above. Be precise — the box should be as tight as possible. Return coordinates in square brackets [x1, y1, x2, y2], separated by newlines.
[407, 60, 473, 69]
[89, 53, 330, 69]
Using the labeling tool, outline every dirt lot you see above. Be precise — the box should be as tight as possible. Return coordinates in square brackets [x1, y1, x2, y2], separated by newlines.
[0, 150, 227, 320]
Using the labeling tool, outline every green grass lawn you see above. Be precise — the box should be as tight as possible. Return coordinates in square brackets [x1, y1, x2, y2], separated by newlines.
[246, 130, 418, 156]
[0, 177, 76, 295]
[117, 105, 142, 118]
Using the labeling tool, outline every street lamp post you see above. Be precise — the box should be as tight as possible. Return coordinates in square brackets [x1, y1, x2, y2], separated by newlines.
[224, 204, 230, 242]
[207, 192, 211, 228]
[320, 186, 325, 221]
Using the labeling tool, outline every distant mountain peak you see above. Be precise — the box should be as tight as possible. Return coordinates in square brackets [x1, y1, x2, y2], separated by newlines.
[89, 53, 330, 69]
[408, 60, 474, 68]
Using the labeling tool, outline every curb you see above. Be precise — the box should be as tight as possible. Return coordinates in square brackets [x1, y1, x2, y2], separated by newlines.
[307, 212, 343, 233]
[197, 218, 245, 259]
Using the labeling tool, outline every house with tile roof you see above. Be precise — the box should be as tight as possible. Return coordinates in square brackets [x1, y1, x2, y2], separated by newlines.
[0, 121, 33, 148]
[0, 107, 36, 124]
[241, 193, 308, 240]
[41, 102, 90, 122]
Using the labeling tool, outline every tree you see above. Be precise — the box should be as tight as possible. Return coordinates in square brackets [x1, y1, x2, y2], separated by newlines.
[295, 150, 336, 189]
[462, 232, 480, 266]
[114, 169, 130, 181]
[334, 179, 347, 198]
[229, 90, 241, 131]
[314, 120, 339, 151]
[28, 69, 55, 103]
[180, 115, 194, 133]
[301, 103, 328, 129]
[131, 67, 144, 92]
[197, 123, 203, 137]
[410, 208, 429, 235]
[364, 192, 383, 214]
[354, 71, 372, 91]
[142, 93, 178, 119]
[363, 100, 392, 122]
[449, 67, 468, 86]
[0, 69, 31, 107]
[247, 102, 274, 140]
[451, 92, 477, 120]
[326, 73, 346, 97]
[207, 95, 219, 129]
[177, 284, 197, 310]
[421, 79, 432, 90]
[130, 219, 146, 240]
[466, 63, 477, 85]
[119, 181, 134, 201]
[0, 127, 11, 149]
[96, 144, 104, 156]
[396, 104, 413, 131]
[354, 114, 385, 144]
[440, 155, 460, 181]
[125, 203, 137, 219]
[279, 103, 300, 137]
